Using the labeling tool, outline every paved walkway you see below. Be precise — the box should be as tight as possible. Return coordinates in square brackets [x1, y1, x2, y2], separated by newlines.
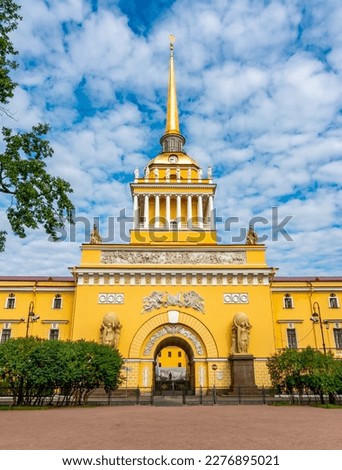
[0, 405, 341, 450]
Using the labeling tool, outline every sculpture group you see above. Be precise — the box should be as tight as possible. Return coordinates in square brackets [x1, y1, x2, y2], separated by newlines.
[230, 312, 252, 354]
[142, 290, 205, 313]
[100, 312, 122, 348]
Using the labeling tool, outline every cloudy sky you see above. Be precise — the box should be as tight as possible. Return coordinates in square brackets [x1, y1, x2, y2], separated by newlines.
[1, 0, 342, 277]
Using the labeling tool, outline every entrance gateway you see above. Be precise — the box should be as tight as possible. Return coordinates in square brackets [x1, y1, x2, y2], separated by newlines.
[127, 309, 224, 395]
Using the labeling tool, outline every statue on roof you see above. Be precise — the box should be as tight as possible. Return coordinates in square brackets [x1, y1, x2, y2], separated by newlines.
[246, 224, 258, 245]
[90, 224, 102, 244]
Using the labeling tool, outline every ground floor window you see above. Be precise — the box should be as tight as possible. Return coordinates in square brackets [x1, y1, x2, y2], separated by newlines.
[333, 328, 342, 350]
[49, 328, 59, 340]
[1, 328, 11, 343]
[287, 328, 297, 349]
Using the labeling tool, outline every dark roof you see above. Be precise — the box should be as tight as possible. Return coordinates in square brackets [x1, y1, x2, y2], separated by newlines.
[274, 276, 342, 282]
[0, 276, 74, 282]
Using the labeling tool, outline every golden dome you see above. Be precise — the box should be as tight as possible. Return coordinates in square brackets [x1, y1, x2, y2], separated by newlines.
[147, 152, 200, 168]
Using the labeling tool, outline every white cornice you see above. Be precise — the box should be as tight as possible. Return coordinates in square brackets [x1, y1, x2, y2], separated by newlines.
[0, 287, 75, 292]
[271, 287, 342, 292]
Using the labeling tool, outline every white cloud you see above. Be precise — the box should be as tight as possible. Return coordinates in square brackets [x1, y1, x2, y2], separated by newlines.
[1, 0, 342, 277]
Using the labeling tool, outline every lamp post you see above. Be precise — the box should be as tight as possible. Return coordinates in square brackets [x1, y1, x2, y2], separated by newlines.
[310, 301, 328, 355]
[212, 364, 217, 404]
[25, 301, 40, 338]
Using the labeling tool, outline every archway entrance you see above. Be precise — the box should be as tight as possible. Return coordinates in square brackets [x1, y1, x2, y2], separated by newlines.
[153, 337, 195, 395]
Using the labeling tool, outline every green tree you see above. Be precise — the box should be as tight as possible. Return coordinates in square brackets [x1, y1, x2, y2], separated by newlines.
[0, 0, 74, 251]
[0, 0, 21, 108]
[267, 347, 342, 404]
[0, 338, 124, 406]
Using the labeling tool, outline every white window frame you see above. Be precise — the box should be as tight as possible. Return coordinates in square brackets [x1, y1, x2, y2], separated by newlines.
[52, 294, 63, 309]
[329, 293, 339, 309]
[286, 328, 298, 349]
[49, 328, 60, 340]
[1, 328, 12, 343]
[283, 294, 294, 309]
[333, 328, 342, 350]
[5, 294, 16, 309]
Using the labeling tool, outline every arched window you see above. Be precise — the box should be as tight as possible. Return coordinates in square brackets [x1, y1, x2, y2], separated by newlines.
[329, 293, 339, 309]
[5, 293, 16, 309]
[53, 294, 62, 309]
[283, 293, 294, 309]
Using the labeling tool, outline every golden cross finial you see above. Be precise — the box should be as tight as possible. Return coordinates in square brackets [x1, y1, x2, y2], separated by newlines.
[165, 34, 179, 134]
[169, 34, 175, 53]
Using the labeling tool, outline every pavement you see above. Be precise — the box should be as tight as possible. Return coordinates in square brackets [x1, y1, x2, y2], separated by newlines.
[0, 404, 341, 450]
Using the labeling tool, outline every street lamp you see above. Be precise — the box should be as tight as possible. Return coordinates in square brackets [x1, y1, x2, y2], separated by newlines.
[310, 301, 328, 355]
[212, 364, 217, 404]
[25, 301, 40, 338]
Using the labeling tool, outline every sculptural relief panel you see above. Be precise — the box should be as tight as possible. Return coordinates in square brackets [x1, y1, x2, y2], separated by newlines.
[101, 250, 246, 265]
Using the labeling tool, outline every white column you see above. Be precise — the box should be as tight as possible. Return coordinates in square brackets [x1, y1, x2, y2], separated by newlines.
[177, 195, 182, 229]
[144, 195, 149, 229]
[154, 195, 160, 228]
[187, 195, 192, 229]
[208, 195, 214, 230]
[133, 194, 139, 229]
[166, 195, 171, 229]
[197, 195, 203, 228]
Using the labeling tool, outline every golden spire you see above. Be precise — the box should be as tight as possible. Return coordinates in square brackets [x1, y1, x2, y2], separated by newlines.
[165, 34, 180, 135]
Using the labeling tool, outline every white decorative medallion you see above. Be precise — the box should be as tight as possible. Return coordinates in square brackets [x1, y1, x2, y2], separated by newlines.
[223, 293, 249, 304]
[98, 293, 124, 304]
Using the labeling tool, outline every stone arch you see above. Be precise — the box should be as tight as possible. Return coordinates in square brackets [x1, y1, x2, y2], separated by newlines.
[128, 310, 218, 358]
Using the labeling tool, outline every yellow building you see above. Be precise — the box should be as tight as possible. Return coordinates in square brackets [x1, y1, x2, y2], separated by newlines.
[1, 37, 342, 395]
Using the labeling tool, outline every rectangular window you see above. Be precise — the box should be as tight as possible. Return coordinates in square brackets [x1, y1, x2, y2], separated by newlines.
[1, 328, 11, 343]
[287, 328, 297, 349]
[178, 351, 182, 357]
[158, 362, 161, 368]
[168, 351, 172, 357]
[49, 329, 59, 340]
[53, 296, 62, 309]
[6, 297, 15, 309]
[329, 296, 339, 309]
[333, 328, 342, 350]
[178, 363, 182, 367]
[284, 295, 294, 309]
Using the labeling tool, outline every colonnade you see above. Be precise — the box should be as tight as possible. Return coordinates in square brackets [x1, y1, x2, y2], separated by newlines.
[133, 194, 215, 230]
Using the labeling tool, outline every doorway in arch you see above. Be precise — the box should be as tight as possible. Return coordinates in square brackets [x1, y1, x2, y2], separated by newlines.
[153, 337, 195, 395]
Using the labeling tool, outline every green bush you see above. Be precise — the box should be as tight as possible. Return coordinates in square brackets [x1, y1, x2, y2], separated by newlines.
[267, 347, 342, 404]
[0, 338, 123, 406]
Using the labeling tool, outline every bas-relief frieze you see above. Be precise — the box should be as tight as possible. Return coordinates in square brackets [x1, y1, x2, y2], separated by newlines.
[142, 291, 204, 313]
[101, 250, 246, 265]
[143, 324, 204, 355]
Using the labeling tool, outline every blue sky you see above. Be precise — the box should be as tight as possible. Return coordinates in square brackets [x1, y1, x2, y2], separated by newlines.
[1, 0, 342, 276]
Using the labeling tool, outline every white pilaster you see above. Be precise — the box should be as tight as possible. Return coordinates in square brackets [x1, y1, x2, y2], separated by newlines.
[177, 195, 182, 229]
[144, 195, 149, 229]
[166, 195, 171, 230]
[154, 195, 160, 228]
[133, 194, 139, 229]
[197, 195, 203, 229]
[208, 195, 214, 230]
[187, 195, 193, 229]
